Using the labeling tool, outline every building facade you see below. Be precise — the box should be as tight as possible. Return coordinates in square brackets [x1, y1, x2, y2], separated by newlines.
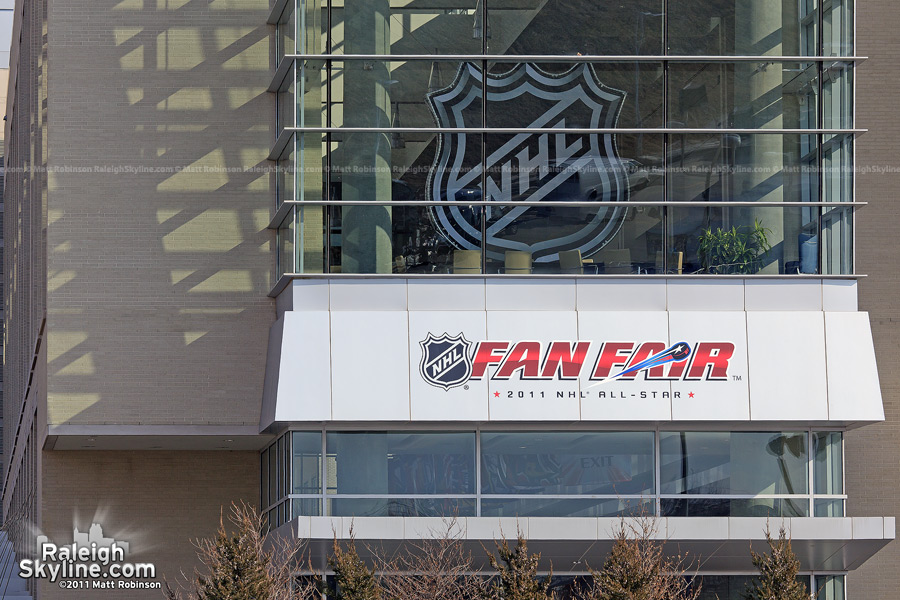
[2, 0, 897, 599]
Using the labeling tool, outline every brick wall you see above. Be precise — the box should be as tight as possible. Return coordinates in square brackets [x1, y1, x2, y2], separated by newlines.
[44, 0, 275, 426]
[38, 450, 258, 600]
[845, 1, 900, 597]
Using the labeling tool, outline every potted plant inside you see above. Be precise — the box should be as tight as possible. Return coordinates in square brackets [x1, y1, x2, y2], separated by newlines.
[698, 219, 773, 274]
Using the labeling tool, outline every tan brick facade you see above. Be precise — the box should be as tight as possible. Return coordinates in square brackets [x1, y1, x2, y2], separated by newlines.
[38, 450, 258, 600]
[845, 1, 900, 597]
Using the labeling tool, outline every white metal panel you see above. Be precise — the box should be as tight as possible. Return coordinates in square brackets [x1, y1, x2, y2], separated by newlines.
[744, 280, 823, 311]
[329, 279, 408, 311]
[746, 312, 828, 421]
[485, 279, 576, 311]
[331, 311, 411, 420]
[407, 279, 486, 311]
[485, 311, 580, 420]
[577, 311, 672, 421]
[669, 311, 750, 420]
[273, 312, 333, 422]
[822, 280, 858, 312]
[825, 312, 884, 422]
[576, 280, 667, 311]
[667, 280, 745, 311]
[408, 311, 490, 421]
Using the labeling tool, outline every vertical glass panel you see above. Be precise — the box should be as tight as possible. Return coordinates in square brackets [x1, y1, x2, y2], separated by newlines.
[823, 134, 853, 203]
[668, 0, 816, 56]
[820, 206, 853, 274]
[297, 60, 326, 129]
[815, 575, 846, 600]
[667, 134, 819, 203]
[329, 61, 478, 129]
[823, 0, 854, 56]
[269, 443, 278, 505]
[261, 448, 270, 509]
[277, 435, 286, 498]
[660, 432, 809, 495]
[297, 0, 327, 55]
[823, 62, 853, 129]
[293, 432, 322, 494]
[487, 0, 664, 56]
[667, 206, 823, 274]
[277, 138, 296, 205]
[668, 63, 818, 129]
[297, 205, 327, 274]
[484, 62, 664, 129]
[278, 211, 296, 278]
[276, 1, 296, 59]
[814, 432, 843, 495]
[326, 432, 476, 495]
[277, 64, 297, 132]
[330, 1, 481, 56]
[480, 432, 655, 496]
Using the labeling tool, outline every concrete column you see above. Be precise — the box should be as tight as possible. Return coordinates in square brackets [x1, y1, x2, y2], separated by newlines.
[339, 0, 393, 273]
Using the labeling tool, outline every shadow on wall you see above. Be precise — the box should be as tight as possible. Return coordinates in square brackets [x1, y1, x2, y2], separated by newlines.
[46, 0, 274, 427]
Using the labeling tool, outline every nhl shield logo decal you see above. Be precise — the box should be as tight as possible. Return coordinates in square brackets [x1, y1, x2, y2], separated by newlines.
[419, 333, 474, 391]
[426, 62, 630, 263]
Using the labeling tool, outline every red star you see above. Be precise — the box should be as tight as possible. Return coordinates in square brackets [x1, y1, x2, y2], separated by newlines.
[688, 392, 695, 398]
[493, 391, 500, 397]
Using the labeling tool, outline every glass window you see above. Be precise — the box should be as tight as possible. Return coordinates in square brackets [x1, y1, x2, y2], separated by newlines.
[668, 0, 818, 56]
[668, 63, 819, 129]
[667, 206, 847, 275]
[269, 445, 278, 508]
[328, 498, 476, 518]
[292, 432, 322, 494]
[481, 498, 651, 518]
[667, 134, 819, 203]
[815, 575, 846, 600]
[326, 432, 476, 495]
[661, 497, 809, 517]
[277, 209, 296, 278]
[814, 432, 843, 495]
[261, 447, 269, 509]
[660, 432, 808, 495]
[480, 432, 655, 496]
[330, 1, 481, 56]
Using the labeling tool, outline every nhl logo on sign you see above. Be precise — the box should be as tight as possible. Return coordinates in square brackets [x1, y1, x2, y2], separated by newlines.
[419, 333, 474, 391]
[426, 62, 630, 263]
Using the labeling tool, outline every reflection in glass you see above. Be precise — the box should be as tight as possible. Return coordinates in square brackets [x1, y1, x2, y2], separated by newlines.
[328, 498, 476, 518]
[815, 575, 846, 600]
[326, 432, 476, 495]
[814, 499, 845, 517]
[481, 498, 651, 518]
[480, 432, 655, 496]
[660, 432, 809, 495]
[277, 209, 296, 278]
[668, 63, 818, 129]
[661, 497, 809, 517]
[814, 432, 843, 495]
[292, 432, 322, 494]
[691, 575, 759, 600]
[292, 498, 322, 518]
[667, 134, 819, 204]
[330, 1, 481, 56]
[668, 0, 816, 56]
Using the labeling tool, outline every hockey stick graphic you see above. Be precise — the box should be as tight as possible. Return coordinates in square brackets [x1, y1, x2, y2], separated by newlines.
[587, 341, 692, 388]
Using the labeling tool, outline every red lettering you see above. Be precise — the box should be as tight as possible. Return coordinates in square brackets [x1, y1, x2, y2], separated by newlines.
[686, 342, 735, 380]
[540, 341, 592, 379]
[471, 341, 509, 379]
[591, 342, 635, 379]
[494, 341, 542, 379]
[622, 342, 667, 380]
